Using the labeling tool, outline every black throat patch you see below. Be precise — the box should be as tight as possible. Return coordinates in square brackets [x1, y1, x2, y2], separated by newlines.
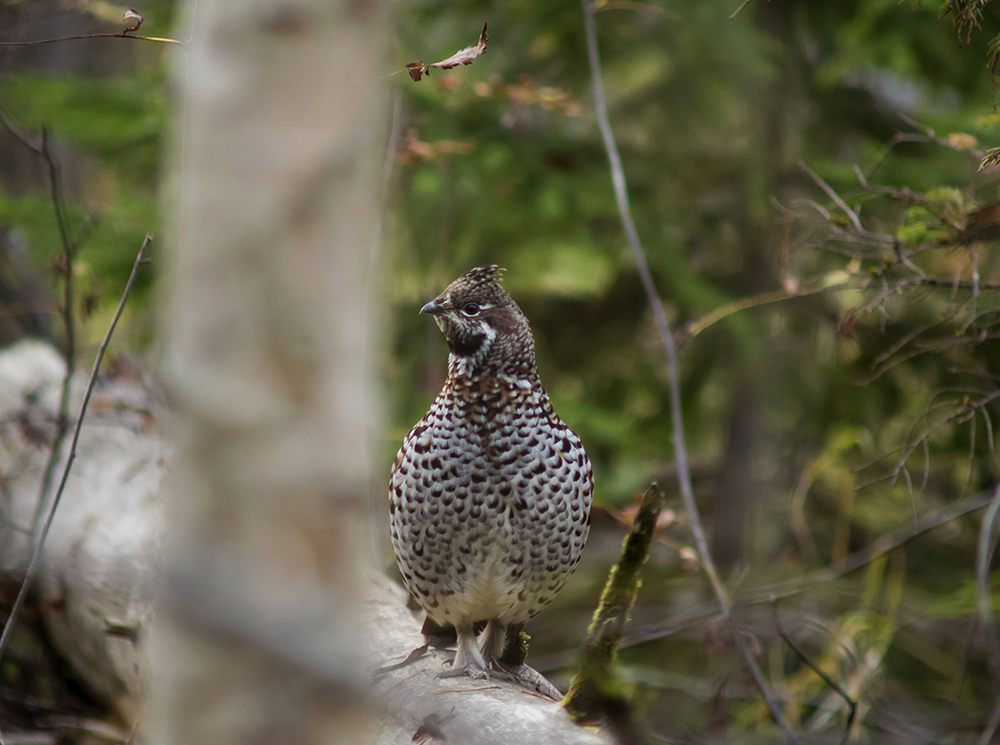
[448, 333, 486, 357]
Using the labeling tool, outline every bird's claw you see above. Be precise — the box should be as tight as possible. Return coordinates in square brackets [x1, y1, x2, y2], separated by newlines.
[437, 660, 520, 684]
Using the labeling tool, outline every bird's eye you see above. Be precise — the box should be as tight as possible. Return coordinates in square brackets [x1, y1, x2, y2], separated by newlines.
[461, 302, 482, 317]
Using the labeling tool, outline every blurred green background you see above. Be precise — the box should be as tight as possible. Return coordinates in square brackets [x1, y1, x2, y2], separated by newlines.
[1, 0, 1000, 741]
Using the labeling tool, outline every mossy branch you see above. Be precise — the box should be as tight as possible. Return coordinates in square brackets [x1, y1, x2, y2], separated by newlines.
[563, 483, 665, 741]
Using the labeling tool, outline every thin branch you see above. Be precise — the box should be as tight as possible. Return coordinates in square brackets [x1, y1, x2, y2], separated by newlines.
[733, 631, 800, 744]
[963, 403, 979, 498]
[581, 0, 727, 617]
[0, 108, 76, 558]
[596, 1, 682, 21]
[975, 483, 1000, 691]
[592, 488, 999, 660]
[0, 235, 152, 661]
[30, 129, 79, 548]
[748, 489, 996, 603]
[981, 406, 998, 472]
[870, 315, 957, 374]
[0, 32, 183, 47]
[685, 283, 849, 340]
[865, 327, 975, 386]
[583, 4, 799, 740]
[0, 104, 42, 153]
[687, 273, 1000, 342]
[978, 695, 1000, 745]
[799, 160, 864, 233]
[863, 115, 984, 179]
[774, 606, 857, 745]
[884, 392, 1000, 492]
[0, 120, 82, 550]
[865, 132, 938, 179]
[729, 0, 754, 19]
[44, 125, 76, 393]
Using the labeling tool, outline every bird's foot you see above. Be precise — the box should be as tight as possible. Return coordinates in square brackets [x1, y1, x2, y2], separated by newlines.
[436, 658, 521, 684]
[436, 662, 490, 680]
[485, 661, 523, 685]
[435, 624, 526, 683]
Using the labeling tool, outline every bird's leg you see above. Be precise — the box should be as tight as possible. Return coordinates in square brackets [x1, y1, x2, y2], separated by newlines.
[437, 622, 489, 679]
[479, 619, 506, 667]
[437, 621, 523, 683]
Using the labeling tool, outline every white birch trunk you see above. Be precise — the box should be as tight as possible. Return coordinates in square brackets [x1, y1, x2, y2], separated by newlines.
[149, 0, 388, 742]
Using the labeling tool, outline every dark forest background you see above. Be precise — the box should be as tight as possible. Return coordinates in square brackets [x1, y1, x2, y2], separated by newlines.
[2, 0, 1000, 742]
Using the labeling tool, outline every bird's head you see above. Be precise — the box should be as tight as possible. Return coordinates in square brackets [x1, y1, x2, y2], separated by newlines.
[420, 265, 536, 377]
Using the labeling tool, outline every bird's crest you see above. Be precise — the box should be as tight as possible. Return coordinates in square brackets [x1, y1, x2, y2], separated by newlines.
[457, 265, 505, 290]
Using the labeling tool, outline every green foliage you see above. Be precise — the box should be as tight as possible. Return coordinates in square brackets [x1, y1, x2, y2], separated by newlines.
[930, 572, 1000, 617]
[0, 60, 169, 349]
[2, 72, 166, 178]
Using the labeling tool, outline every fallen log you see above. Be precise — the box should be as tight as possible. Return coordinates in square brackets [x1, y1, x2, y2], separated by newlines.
[0, 340, 611, 744]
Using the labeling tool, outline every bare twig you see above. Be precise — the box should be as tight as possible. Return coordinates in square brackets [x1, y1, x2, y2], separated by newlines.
[685, 273, 1000, 342]
[581, 0, 727, 616]
[0, 112, 82, 551]
[586, 487, 999, 667]
[729, 0, 754, 19]
[864, 115, 984, 179]
[799, 160, 863, 233]
[870, 316, 958, 376]
[865, 132, 939, 179]
[978, 695, 1000, 745]
[733, 631, 800, 744]
[975, 483, 1000, 693]
[28, 129, 80, 545]
[685, 284, 850, 340]
[981, 406, 998, 473]
[0, 32, 183, 47]
[748, 488, 996, 603]
[774, 606, 857, 745]
[0, 104, 43, 153]
[0, 235, 152, 660]
[595, 1, 681, 21]
[0, 108, 94, 543]
[881, 391, 1000, 494]
[582, 4, 799, 740]
[0, 108, 75, 550]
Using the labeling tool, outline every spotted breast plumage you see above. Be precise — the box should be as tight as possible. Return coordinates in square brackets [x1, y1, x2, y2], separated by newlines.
[389, 265, 592, 678]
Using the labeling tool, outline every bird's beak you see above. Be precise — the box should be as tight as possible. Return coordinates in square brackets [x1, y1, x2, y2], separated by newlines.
[420, 300, 440, 316]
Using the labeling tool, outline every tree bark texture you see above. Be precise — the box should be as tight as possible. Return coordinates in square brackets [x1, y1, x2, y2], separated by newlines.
[149, 1, 388, 743]
[0, 340, 165, 723]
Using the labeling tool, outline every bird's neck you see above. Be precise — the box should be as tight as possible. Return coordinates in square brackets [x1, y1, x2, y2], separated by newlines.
[446, 354, 540, 389]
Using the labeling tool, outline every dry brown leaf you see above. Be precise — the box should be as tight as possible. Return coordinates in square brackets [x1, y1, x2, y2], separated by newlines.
[473, 74, 582, 116]
[397, 129, 474, 164]
[123, 8, 143, 33]
[947, 132, 978, 151]
[407, 23, 488, 82]
[406, 61, 427, 82]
